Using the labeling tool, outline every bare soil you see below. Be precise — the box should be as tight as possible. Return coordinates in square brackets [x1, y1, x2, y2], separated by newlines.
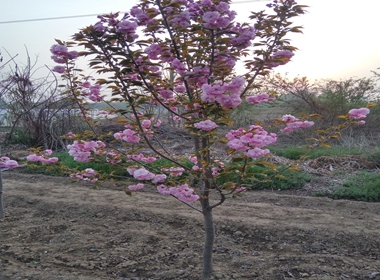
[1, 170, 380, 280]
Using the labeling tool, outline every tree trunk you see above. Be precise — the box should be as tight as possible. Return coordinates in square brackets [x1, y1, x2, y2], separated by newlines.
[201, 202, 215, 279]
[0, 172, 3, 219]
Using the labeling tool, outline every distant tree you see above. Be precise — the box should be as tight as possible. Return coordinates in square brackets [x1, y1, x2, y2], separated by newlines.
[260, 73, 378, 126]
[0, 49, 86, 149]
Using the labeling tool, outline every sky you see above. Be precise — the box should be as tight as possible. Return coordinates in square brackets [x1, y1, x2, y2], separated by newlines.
[0, 0, 379, 81]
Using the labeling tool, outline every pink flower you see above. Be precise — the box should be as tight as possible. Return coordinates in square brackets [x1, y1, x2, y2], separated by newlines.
[128, 183, 145, 191]
[70, 168, 98, 183]
[282, 114, 298, 123]
[171, 116, 182, 122]
[141, 120, 151, 128]
[50, 44, 68, 55]
[133, 168, 155, 180]
[46, 157, 59, 163]
[280, 114, 314, 133]
[127, 167, 137, 175]
[145, 44, 161, 60]
[83, 168, 96, 177]
[280, 119, 314, 133]
[203, 11, 231, 29]
[194, 120, 218, 131]
[246, 93, 276, 105]
[172, 59, 187, 76]
[43, 149, 53, 156]
[348, 108, 370, 119]
[117, 20, 138, 37]
[26, 154, 41, 162]
[52, 66, 65, 74]
[94, 21, 106, 33]
[169, 184, 199, 203]
[171, 10, 191, 28]
[231, 25, 256, 49]
[152, 174, 167, 184]
[157, 184, 171, 195]
[189, 155, 198, 164]
[268, 50, 294, 68]
[228, 139, 247, 150]
[245, 147, 270, 158]
[273, 50, 294, 60]
[0, 157, 18, 169]
[159, 90, 174, 99]
[51, 55, 66, 64]
[67, 140, 106, 162]
[114, 128, 141, 143]
[26, 153, 58, 164]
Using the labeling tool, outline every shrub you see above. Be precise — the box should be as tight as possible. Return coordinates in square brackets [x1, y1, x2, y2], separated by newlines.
[331, 171, 380, 202]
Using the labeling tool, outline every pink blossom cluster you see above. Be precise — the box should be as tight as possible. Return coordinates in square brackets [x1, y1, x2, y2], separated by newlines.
[246, 93, 276, 105]
[280, 114, 314, 133]
[0, 157, 18, 169]
[202, 10, 234, 29]
[145, 44, 162, 60]
[210, 160, 225, 177]
[188, 156, 222, 177]
[80, 81, 104, 102]
[132, 168, 155, 180]
[50, 44, 79, 73]
[26, 149, 59, 164]
[170, 115, 182, 122]
[188, 155, 203, 172]
[170, 10, 191, 28]
[226, 125, 277, 158]
[114, 128, 141, 143]
[67, 140, 106, 162]
[130, 5, 159, 27]
[127, 167, 167, 185]
[117, 20, 139, 40]
[268, 50, 294, 68]
[70, 168, 98, 183]
[93, 13, 140, 40]
[201, 77, 245, 108]
[157, 183, 199, 203]
[230, 24, 256, 49]
[127, 153, 157, 163]
[348, 108, 370, 124]
[194, 120, 218, 131]
[128, 183, 145, 191]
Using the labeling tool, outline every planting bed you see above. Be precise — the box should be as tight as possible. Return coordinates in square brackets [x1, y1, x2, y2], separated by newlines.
[1, 171, 379, 279]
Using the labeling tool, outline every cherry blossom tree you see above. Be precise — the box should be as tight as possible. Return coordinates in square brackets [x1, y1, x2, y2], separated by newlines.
[47, 0, 370, 278]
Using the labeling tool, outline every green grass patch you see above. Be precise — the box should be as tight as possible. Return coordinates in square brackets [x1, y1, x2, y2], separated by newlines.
[269, 145, 363, 160]
[23, 162, 72, 176]
[54, 152, 127, 175]
[24, 151, 131, 178]
[217, 163, 314, 190]
[24, 152, 313, 191]
[330, 171, 380, 202]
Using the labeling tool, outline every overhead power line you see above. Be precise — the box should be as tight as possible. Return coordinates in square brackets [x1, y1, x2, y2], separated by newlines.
[0, 13, 120, 25]
[0, 0, 270, 25]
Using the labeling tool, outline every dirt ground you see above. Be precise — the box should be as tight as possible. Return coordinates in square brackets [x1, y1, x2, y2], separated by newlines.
[1, 170, 380, 280]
